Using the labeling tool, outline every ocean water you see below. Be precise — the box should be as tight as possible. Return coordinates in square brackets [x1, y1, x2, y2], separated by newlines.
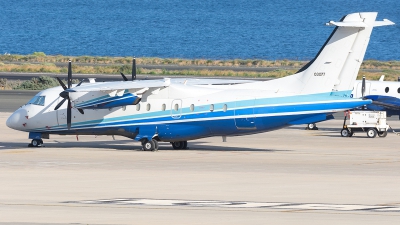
[0, 0, 399, 60]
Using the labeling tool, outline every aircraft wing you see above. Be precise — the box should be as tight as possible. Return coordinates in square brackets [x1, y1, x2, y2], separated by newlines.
[68, 77, 256, 92]
[170, 78, 257, 85]
[68, 78, 171, 92]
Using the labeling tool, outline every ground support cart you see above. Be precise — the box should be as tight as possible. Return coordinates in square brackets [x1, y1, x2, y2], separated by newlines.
[341, 111, 389, 138]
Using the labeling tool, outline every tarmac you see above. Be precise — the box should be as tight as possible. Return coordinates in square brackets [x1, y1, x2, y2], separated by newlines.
[1, 109, 400, 225]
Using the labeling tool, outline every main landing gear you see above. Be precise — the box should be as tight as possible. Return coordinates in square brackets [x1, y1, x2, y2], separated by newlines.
[170, 141, 188, 150]
[142, 139, 159, 151]
[306, 123, 318, 130]
[29, 139, 43, 147]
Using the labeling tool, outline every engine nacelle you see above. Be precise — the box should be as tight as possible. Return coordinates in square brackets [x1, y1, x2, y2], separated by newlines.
[75, 93, 141, 109]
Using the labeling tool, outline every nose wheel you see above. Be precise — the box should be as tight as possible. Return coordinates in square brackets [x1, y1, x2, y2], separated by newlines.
[29, 139, 43, 147]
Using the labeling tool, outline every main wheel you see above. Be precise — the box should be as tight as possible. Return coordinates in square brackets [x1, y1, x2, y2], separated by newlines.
[182, 141, 188, 149]
[367, 128, 377, 138]
[340, 128, 350, 137]
[171, 141, 182, 150]
[378, 131, 388, 137]
[153, 139, 159, 151]
[307, 123, 318, 130]
[142, 139, 156, 151]
[171, 141, 187, 150]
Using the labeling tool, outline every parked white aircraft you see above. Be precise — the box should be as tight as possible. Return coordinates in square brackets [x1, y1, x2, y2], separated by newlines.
[307, 75, 400, 130]
[352, 75, 400, 118]
[6, 12, 394, 150]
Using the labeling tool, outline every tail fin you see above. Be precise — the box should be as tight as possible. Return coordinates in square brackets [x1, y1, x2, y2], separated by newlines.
[268, 12, 394, 96]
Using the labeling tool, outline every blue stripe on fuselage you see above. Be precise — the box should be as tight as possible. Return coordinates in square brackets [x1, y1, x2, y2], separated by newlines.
[32, 91, 369, 141]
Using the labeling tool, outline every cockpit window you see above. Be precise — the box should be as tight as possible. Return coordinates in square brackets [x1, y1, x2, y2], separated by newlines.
[27, 96, 45, 106]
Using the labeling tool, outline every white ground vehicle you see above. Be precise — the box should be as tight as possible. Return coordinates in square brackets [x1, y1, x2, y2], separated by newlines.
[341, 111, 389, 138]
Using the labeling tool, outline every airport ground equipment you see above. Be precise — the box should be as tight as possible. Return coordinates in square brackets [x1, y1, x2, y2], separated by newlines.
[340, 111, 389, 138]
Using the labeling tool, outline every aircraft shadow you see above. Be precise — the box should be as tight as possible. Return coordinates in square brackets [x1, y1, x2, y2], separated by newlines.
[286, 127, 387, 138]
[0, 140, 288, 152]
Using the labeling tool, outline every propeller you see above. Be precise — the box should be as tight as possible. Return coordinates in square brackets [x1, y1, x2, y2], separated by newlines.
[361, 76, 366, 109]
[54, 60, 84, 130]
[132, 57, 136, 80]
[120, 57, 137, 81]
[361, 76, 366, 99]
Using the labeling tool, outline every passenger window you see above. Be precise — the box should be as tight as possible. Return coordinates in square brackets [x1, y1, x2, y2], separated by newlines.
[162, 104, 166, 111]
[136, 104, 140, 111]
[210, 104, 214, 112]
[146, 103, 151, 111]
[397, 87, 400, 94]
[385, 87, 389, 93]
[174, 104, 179, 111]
[223, 104, 227, 112]
[190, 104, 194, 112]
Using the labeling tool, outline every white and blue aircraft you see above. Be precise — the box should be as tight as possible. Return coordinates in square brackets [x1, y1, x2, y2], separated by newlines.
[352, 75, 400, 119]
[6, 12, 394, 150]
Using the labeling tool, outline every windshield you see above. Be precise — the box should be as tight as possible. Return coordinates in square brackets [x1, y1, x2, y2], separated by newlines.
[27, 96, 45, 106]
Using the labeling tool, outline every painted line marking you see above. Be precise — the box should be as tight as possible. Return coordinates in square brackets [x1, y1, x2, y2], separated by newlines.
[64, 198, 400, 212]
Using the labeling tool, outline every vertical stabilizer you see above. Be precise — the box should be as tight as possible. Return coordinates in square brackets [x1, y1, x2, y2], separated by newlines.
[273, 12, 394, 96]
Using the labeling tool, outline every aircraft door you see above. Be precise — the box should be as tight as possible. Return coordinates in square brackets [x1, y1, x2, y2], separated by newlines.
[234, 98, 256, 129]
[171, 99, 182, 119]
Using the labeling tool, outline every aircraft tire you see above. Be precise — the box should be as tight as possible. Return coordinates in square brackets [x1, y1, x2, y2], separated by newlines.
[307, 123, 318, 130]
[153, 139, 159, 151]
[142, 139, 156, 151]
[171, 141, 186, 150]
[31, 139, 43, 147]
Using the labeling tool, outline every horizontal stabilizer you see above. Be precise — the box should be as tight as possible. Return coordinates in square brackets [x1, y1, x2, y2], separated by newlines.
[373, 19, 395, 27]
[327, 18, 394, 28]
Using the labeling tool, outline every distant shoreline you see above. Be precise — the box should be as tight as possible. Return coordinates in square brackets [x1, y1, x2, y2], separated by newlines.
[1, 53, 400, 81]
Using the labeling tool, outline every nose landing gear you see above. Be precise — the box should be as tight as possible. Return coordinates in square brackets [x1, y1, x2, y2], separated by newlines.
[29, 139, 43, 147]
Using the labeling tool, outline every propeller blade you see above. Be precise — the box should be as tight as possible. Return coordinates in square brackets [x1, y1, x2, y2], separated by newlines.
[132, 58, 136, 81]
[67, 60, 72, 89]
[361, 76, 366, 98]
[77, 108, 84, 115]
[120, 72, 128, 81]
[56, 77, 67, 90]
[67, 99, 72, 130]
[54, 98, 67, 110]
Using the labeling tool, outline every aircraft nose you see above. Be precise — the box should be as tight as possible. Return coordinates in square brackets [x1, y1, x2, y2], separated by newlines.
[6, 108, 28, 131]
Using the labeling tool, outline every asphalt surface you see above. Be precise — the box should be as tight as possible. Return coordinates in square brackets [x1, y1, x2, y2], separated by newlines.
[1, 113, 400, 225]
